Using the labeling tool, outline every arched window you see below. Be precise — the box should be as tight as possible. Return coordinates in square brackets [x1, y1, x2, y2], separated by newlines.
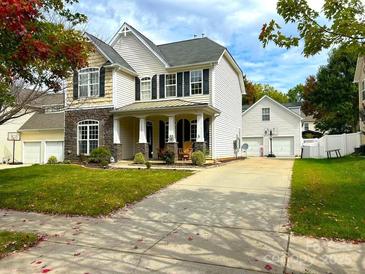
[78, 120, 99, 155]
[79, 68, 99, 97]
[140, 77, 151, 100]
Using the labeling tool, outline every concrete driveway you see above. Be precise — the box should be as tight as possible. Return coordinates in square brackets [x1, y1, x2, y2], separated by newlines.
[0, 158, 363, 273]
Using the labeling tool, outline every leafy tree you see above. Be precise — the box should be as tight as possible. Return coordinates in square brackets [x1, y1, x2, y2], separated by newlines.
[301, 75, 317, 116]
[259, 0, 365, 56]
[0, 0, 90, 125]
[287, 84, 304, 102]
[242, 78, 289, 105]
[302, 46, 358, 133]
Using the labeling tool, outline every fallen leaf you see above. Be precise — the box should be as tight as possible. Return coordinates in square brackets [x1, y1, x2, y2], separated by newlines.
[188, 236, 193, 241]
[42, 269, 51, 273]
[36, 261, 42, 264]
[264, 264, 272, 271]
[73, 252, 81, 256]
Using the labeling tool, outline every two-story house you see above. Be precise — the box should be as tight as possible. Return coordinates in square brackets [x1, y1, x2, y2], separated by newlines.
[354, 56, 365, 144]
[64, 23, 245, 161]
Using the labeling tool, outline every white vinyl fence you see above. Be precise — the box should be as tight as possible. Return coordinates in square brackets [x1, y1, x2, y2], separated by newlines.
[302, 132, 361, 159]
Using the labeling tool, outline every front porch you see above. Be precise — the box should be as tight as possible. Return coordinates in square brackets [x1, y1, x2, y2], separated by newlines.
[112, 100, 220, 161]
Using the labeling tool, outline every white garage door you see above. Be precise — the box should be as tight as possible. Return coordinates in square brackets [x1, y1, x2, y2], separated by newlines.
[242, 137, 263, 156]
[272, 137, 294, 156]
[24, 142, 41, 164]
[45, 141, 64, 162]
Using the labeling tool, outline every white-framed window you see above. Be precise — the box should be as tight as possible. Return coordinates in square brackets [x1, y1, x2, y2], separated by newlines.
[165, 74, 176, 97]
[140, 77, 151, 101]
[190, 120, 197, 141]
[304, 122, 309, 131]
[78, 68, 99, 97]
[262, 108, 270, 121]
[78, 120, 99, 155]
[190, 70, 203, 95]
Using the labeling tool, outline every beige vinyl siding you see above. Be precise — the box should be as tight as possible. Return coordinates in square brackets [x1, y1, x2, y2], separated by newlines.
[113, 33, 213, 104]
[213, 55, 242, 159]
[113, 32, 166, 76]
[113, 70, 135, 108]
[66, 49, 113, 108]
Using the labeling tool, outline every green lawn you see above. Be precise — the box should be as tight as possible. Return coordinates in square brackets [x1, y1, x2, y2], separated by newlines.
[290, 156, 365, 241]
[0, 165, 191, 216]
[0, 231, 38, 258]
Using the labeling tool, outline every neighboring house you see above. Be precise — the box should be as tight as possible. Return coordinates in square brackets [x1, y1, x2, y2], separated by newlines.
[0, 93, 64, 164]
[353, 56, 365, 144]
[18, 93, 65, 164]
[242, 96, 302, 157]
[64, 22, 245, 161]
[0, 112, 33, 163]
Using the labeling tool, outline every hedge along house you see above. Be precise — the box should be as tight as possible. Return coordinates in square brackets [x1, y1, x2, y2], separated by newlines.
[65, 23, 245, 161]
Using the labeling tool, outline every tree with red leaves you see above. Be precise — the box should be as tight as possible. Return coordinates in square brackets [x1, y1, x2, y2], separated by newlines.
[0, 0, 90, 124]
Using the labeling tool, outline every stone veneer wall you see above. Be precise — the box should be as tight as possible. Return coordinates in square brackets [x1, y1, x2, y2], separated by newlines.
[64, 108, 114, 161]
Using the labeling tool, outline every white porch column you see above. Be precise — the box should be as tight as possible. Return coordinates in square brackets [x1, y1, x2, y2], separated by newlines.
[168, 115, 176, 143]
[196, 112, 205, 142]
[113, 118, 121, 144]
[138, 117, 147, 143]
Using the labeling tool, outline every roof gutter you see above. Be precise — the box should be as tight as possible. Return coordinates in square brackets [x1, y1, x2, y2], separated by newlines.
[166, 61, 217, 71]
[104, 64, 138, 76]
[111, 104, 221, 115]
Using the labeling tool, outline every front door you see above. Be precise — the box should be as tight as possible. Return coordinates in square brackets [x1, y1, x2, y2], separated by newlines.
[146, 121, 153, 159]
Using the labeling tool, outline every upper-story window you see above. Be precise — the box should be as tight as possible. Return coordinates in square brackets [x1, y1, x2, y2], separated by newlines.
[140, 77, 151, 100]
[79, 68, 99, 97]
[78, 120, 99, 155]
[304, 122, 309, 131]
[165, 74, 176, 97]
[190, 70, 203, 95]
[262, 108, 270, 121]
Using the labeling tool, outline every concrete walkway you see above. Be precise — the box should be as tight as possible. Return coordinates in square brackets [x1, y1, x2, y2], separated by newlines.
[0, 158, 363, 273]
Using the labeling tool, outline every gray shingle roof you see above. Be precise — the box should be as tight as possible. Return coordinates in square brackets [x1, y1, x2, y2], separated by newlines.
[18, 112, 64, 131]
[86, 33, 135, 72]
[157, 37, 226, 67]
[114, 99, 207, 112]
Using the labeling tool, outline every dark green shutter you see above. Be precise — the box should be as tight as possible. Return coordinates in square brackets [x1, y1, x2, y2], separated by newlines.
[99, 67, 105, 97]
[177, 72, 183, 97]
[159, 74, 165, 99]
[203, 69, 209, 94]
[73, 70, 78, 99]
[152, 75, 157, 99]
[135, 77, 140, 101]
[159, 120, 166, 149]
[183, 71, 190, 96]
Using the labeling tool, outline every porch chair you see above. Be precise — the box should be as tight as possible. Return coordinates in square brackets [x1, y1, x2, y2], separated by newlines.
[178, 141, 193, 161]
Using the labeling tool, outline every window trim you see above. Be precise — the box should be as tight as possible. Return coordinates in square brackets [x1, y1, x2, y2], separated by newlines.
[78, 67, 100, 98]
[190, 69, 203, 96]
[165, 73, 177, 98]
[77, 120, 99, 156]
[262, 107, 270, 121]
[140, 76, 152, 101]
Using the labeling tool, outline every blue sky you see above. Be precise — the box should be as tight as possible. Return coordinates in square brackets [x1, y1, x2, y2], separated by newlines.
[73, 0, 329, 92]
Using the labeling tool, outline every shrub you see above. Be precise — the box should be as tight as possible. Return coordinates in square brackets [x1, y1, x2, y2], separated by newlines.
[90, 147, 112, 163]
[63, 160, 71, 164]
[47, 156, 58, 164]
[145, 161, 151, 169]
[162, 150, 175, 165]
[100, 159, 109, 167]
[133, 152, 145, 164]
[192, 150, 205, 166]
